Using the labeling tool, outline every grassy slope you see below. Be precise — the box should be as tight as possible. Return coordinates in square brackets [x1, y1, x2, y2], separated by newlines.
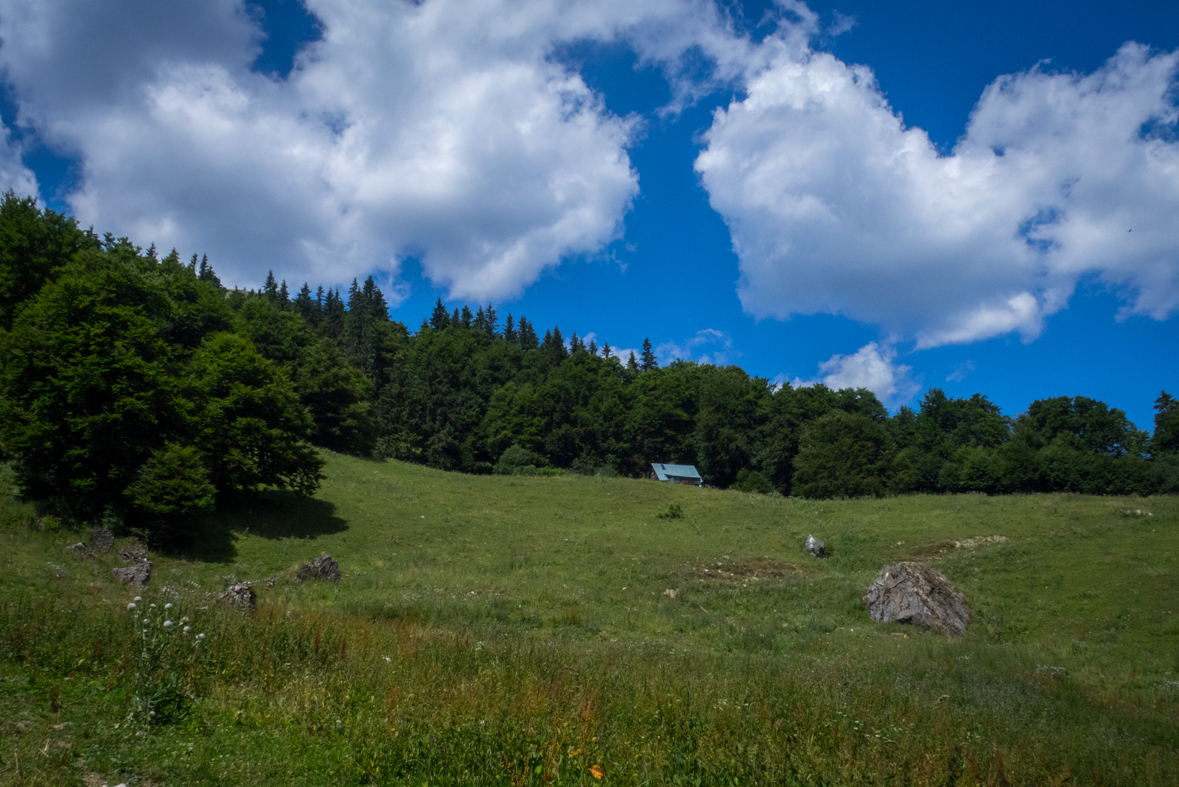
[1, 454, 1177, 786]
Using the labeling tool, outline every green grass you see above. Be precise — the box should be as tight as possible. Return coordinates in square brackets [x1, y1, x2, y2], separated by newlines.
[1, 454, 1177, 785]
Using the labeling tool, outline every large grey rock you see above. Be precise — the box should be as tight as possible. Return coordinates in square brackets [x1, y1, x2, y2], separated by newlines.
[296, 553, 341, 583]
[218, 582, 257, 610]
[89, 527, 114, 552]
[863, 561, 969, 636]
[113, 560, 152, 588]
[804, 534, 826, 558]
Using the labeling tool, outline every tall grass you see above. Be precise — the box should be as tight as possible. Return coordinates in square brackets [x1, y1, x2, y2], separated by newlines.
[0, 456, 1176, 785]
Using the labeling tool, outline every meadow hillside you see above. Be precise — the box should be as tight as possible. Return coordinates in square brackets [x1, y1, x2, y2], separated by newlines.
[1, 455, 1177, 786]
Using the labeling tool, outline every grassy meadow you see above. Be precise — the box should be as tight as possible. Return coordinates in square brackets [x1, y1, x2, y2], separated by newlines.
[1, 454, 1177, 786]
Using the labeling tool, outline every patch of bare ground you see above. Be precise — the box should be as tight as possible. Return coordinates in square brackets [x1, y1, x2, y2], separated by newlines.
[684, 556, 797, 584]
[902, 535, 1008, 560]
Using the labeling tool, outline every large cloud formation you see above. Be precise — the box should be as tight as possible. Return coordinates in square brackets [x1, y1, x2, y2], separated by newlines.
[0, 0, 747, 297]
[698, 29, 1179, 346]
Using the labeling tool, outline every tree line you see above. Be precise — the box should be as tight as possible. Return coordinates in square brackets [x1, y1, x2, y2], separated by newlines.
[1, 194, 1176, 542]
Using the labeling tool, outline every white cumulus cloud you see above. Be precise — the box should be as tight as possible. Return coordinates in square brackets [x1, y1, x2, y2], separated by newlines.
[790, 342, 919, 406]
[697, 36, 1179, 346]
[0, 0, 752, 298]
[656, 328, 737, 366]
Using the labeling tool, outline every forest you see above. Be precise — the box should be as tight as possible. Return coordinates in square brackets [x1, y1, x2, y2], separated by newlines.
[1, 193, 1176, 542]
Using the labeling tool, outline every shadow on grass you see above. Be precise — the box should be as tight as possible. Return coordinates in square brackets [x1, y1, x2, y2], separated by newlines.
[175, 490, 348, 563]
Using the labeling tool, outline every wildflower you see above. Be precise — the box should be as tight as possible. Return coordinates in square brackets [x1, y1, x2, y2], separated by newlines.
[127, 602, 137, 610]
[591, 765, 604, 780]
[183, 626, 191, 633]
[150, 603, 157, 608]
[197, 633, 205, 639]
[165, 603, 173, 610]
[143, 618, 150, 624]
[180, 616, 189, 624]
[164, 620, 173, 628]
[134, 596, 142, 602]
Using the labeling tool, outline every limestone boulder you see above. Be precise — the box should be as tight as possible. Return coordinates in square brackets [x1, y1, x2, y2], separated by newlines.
[218, 583, 257, 610]
[89, 527, 114, 552]
[804, 534, 826, 558]
[296, 553, 341, 583]
[113, 560, 152, 588]
[863, 561, 969, 636]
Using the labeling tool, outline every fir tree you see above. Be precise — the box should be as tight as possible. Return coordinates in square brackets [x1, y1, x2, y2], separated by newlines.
[518, 317, 539, 350]
[484, 303, 498, 336]
[188, 253, 199, 272]
[551, 327, 568, 362]
[429, 298, 451, 330]
[627, 351, 639, 372]
[294, 282, 316, 323]
[197, 255, 221, 288]
[588, 339, 598, 356]
[279, 279, 290, 308]
[640, 337, 659, 371]
[263, 270, 279, 301]
[602, 341, 613, 359]
[460, 305, 473, 329]
[451, 307, 460, 325]
[570, 332, 585, 354]
[503, 313, 517, 343]
[474, 306, 487, 333]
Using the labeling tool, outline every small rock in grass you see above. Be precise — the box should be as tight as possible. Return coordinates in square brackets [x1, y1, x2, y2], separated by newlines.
[804, 534, 826, 558]
[89, 527, 114, 552]
[863, 561, 969, 636]
[296, 553, 341, 583]
[67, 542, 95, 559]
[119, 540, 148, 562]
[218, 582, 257, 610]
[113, 560, 152, 588]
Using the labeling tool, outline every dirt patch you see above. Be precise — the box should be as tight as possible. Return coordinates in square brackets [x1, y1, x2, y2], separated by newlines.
[904, 535, 1007, 560]
[684, 556, 797, 584]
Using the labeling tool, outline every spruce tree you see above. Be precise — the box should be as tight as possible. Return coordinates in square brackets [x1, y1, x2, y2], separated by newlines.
[294, 282, 316, 323]
[640, 337, 659, 371]
[602, 341, 613, 359]
[188, 253, 199, 272]
[503, 313, 517, 343]
[484, 303, 498, 336]
[518, 317, 539, 350]
[263, 270, 279, 301]
[551, 326, 568, 362]
[627, 351, 639, 372]
[570, 332, 585, 354]
[429, 298, 450, 330]
[474, 306, 487, 333]
[588, 339, 598, 356]
[460, 305, 473, 329]
[279, 279, 290, 308]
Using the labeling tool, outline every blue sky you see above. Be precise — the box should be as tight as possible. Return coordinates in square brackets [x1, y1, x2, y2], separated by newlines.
[1, 0, 1176, 428]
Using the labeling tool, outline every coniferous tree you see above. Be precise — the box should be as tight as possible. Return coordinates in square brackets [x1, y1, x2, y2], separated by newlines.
[588, 339, 598, 356]
[460, 305, 473, 329]
[315, 285, 324, 310]
[263, 270, 279, 301]
[484, 303, 498, 336]
[188, 253, 199, 272]
[323, 287, 345, 339]
[602, 341, 613, 359]
[429, 298, 450, 330]
[279, 279, 290, 308]
[640, 337, 659, 371]
[294, 282, 317, 324]
[550, 327, 568, 362]
[518, 317, 539, 350]
[627, 351, 639, 372]
[474, 305, 487, 332]
[503, 313, 517, 343]
[570, 332, 585, 354]
[197, 255, 221, 288]
[451, 307, 460, 325]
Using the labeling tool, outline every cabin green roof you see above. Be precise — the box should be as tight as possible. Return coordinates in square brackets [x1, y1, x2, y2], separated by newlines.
[651, 463, 702, 482]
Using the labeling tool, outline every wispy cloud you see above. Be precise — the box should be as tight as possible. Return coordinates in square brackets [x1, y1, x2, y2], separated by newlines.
[656, 328, 737, 366]
[789, 342, 920, 406]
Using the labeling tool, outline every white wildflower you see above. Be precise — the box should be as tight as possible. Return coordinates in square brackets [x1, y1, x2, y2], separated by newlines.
[164, 620, 173, 628]
[134, 596, 142, 602]
[164, 603, 173, 610]
[197, 633, 205, 639]
[127, 602, 136, 610]
[183, 626, 191, 633]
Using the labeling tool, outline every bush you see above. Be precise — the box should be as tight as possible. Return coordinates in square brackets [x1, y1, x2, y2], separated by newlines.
[731, 468, 773, 494]
[124, 443, 215, 545]
[494, 444, 544, 476]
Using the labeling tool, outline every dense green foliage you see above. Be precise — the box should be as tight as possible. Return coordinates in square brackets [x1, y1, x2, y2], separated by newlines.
[0, 192, 1175, 524]
[1, 456, 1177, 785]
